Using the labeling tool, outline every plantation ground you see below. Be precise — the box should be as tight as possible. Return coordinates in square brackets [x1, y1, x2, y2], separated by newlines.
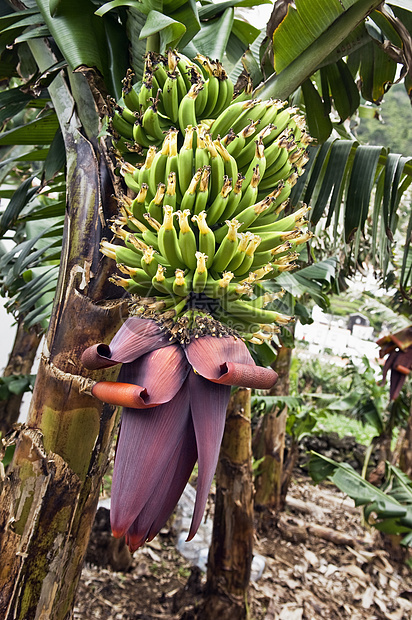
[75, 474, 412, 620]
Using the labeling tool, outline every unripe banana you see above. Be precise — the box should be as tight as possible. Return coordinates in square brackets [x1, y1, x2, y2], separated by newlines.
[147, 183, 166, 222]
[158, 206, 184, 268]
[206, 176, 232, 226]
[131, 184, 149, 222]
[178, 83, 199, 133]
[163, 172, 177, 210]
[225, 232, 253, 272]
[162, 72, 179, 123]
[178, 126, 195, 195]
[212, 219, 241, 272]
[209, 100, 254, 140]
[191, 211, 215, 267]
[192, 251, 208, 293]
[176, 209, 197, 270]
[194, 166, 210, 216]
[173, 268, 191, 297]
[180, 168, 201, 213]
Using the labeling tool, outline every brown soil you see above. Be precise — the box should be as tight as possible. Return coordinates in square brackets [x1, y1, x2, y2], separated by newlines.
[74, 475, 412, 620]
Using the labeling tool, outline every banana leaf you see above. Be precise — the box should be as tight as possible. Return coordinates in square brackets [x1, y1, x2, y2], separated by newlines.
[309, 453, 412, 546]
[183, 8, 234, 60]
[139, 10, 186, 51]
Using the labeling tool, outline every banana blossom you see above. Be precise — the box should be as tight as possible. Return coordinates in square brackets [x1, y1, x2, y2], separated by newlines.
[82, 316, 277, 550]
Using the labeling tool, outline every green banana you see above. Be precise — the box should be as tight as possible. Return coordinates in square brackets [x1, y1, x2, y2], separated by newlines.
[162, 72, 179, 123]
[111, 111, 134, 141]
[243, 138, 266, 187]
[196, 55, 219, 118]
[148, 183, 166, 222]
[209, 100, 255, 140]
[142, 102, 166, 142]
[180, 168, 201, 213]
[178, 126, 195, 195]
[212, 218, 240, 272]
[234, 166, 260, 215]
[148, 132, 170, 196]
[255, 229, 302, 253]
[206, 176, 232, 226]
[192, 252, 208, 293]
[249, 205, 310, 234]
[203, 271, 235, 299]
[176, 209, 197, 270]
[121, 69, 141, 112]
[138, 146, 157, 187]
[226, 121, 258, 159]
[225, 232, 253, 272]
[178, 83, 199, 133]
[205, 133, 224, 203]
[132, 120, 157, 149]
[191, 210, 215, 267]
[173, 268, 191, 297]
[222, 174, 244, 220]
[158, 205, 184, 268]
[214, 138, 238, 183]
[193, 166, 210, 216]
[131, 183, 149, 222]
[233, 235, 262, 276]
[163, 172, 177, 210]
[194, 129, 210, 171]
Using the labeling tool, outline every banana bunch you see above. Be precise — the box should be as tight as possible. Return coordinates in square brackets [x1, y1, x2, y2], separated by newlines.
[103, 51, 313, 344]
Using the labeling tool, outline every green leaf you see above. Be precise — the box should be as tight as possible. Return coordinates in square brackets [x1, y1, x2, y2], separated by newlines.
[301, 78, 333, 143]
[140, 10, 186, 52]
[326, 59, 360, 121]
[310, 140, 354, 225]
[43, 126, 65, 182]
[272, 0, 359, 74]
[127, 7, 148, 80]
[0, 112, 60, 145]
[35, 0, 110, 78]
[14, 25, 50, 44]
[344, 145, 383, 241]
[1, 13, 43, 34]
[95, 0, 142, 17]
[184, 8, 234, 59]
[0, 176, 37, 237]
[198, 0, 270, 20]
[169, 0, 200, 50]
[359, 40, 397, 104]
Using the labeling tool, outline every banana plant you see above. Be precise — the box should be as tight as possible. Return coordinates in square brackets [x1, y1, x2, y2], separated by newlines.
[309, 454, 412, 547]
[1, 0, 412, 618]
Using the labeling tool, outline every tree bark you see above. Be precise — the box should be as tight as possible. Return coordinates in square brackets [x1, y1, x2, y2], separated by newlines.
[0, 38, 127, 619]
[253, 344, 292, 511]
[0, 319, 42, 436]
[198, 388, 254, 620]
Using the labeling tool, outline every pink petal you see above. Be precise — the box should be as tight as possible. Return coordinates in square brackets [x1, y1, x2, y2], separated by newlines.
[187, 371, 231, 541]
[125, 418, 197, 551]
[185, 335, 277, 389]
[110, 380, 191, 538]
[81, 317, 171, 369]
[117, 344, 190, 406]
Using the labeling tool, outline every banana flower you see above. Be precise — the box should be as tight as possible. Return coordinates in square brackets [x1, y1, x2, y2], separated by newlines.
[82, 316, 277, 551]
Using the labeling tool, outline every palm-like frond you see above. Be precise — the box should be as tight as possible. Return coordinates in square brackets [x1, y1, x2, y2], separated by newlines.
[309, 454, 412, 546]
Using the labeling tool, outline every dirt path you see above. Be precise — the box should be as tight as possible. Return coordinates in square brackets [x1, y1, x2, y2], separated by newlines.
[75, 475, 412, 619]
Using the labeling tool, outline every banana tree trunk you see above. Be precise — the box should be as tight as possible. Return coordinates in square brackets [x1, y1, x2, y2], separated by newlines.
[198, 388, 254, 620]
[0, 39, 125, 619]
[253, 344, 292, 510]
[0, 319, 42, 436]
